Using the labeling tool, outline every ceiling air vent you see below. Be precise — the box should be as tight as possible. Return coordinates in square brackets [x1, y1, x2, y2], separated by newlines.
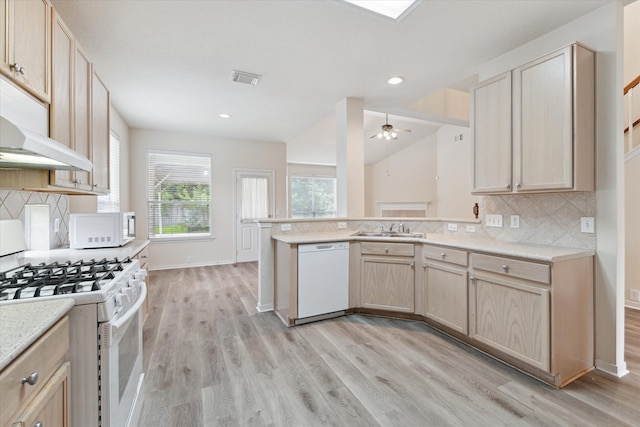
[230, 70, 261, 86]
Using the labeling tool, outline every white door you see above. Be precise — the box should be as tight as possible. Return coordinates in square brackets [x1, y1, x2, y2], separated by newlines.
[235, 170, 274, 263]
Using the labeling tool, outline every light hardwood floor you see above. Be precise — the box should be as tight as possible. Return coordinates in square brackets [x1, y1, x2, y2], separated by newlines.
[139, 263, 640, 427]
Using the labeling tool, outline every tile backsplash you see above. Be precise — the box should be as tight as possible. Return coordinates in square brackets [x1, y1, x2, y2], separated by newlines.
[477, 192, 596, 249]
[0, 189, 70, 249]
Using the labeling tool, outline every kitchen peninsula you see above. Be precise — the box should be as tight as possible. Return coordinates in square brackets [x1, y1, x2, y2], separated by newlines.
[260, 217, 594, 388]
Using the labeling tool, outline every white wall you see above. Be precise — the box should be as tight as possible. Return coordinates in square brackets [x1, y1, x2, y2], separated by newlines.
[476, 2, 625, 376]
[364, 133, 438, 217]
[624, 1, 640, 308]
[129, 128, 287, 269]
[436, 125, 479, 218]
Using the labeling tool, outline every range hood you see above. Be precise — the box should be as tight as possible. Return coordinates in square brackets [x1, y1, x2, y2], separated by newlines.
[0, 115, 92, 171]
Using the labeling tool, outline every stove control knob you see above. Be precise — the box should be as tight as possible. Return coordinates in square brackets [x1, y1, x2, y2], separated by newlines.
[116, 293, 129, 307]
[135, 270, 147, 280]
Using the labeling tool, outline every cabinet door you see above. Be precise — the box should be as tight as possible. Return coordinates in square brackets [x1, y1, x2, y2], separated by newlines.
[471, 72, 512, 193]
[8, 0, 51, 102]
[513, 46, 573, 191]
[361, 256, 414, 313]
[0, 0, 7, 75]
[13, 361, 69, 427]
[469, 273, 550, 371]
[91, 71, 110, 193]
[50, 12, 75, 189]
[73, 44, 92, 191]
[424, 262, 468, 334]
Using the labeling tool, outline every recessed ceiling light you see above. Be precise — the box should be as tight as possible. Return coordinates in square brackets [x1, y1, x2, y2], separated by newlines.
[387, 76, 405, 85]
[230, 70, 261, 85]
[343, 0, 418, 20]
[219, 113, 231, 119]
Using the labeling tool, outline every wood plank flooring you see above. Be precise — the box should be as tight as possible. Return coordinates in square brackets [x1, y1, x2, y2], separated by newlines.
[138, 263, 640, 427]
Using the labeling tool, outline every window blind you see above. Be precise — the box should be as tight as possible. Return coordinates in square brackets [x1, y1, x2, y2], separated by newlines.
[146, 150, 212, 239]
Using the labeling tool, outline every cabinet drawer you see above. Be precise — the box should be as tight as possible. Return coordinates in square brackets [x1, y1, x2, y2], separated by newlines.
[0, 316, 69, 427]
[361, 242, 414, 257]
[471, 253, 550, 284]
[424, 245, 468, 266]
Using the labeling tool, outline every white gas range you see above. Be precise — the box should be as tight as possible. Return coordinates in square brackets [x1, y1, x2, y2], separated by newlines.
[0, 219, 147, 427]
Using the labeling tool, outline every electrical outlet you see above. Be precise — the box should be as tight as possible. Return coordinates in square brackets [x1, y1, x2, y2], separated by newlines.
[337, 222, 347, 229]
[580, 217, 595, 233]
[448, 223, 458, 232]
[53, 217, 60, 233]
[465, 225, 476, 233]
[486, 214, 503, 228]
[510, 215, 520, 229]
[186, 256, 192, 263]
[280, 223, 292, 232]
[630, 289, 640, 302]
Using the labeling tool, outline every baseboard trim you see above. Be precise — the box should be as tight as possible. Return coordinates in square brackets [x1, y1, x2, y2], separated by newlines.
[595, 358, 629, 378]
[256, 302, 274, 312]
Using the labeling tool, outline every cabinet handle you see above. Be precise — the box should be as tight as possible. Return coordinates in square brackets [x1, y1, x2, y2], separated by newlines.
[10, 63, 25, 74]
[410, 262, 415, 269]
[505, 183, 511, 189]
[34, 422, 43, 427]
[93, 183, 98, 188]
[440, 252, 446, 258]
[384, 248, 389, 253]
[501, 264, 509, 272]
[515, 183, 521, 189]
[422, 263, 427, 269]
[21, 372, 39, 386]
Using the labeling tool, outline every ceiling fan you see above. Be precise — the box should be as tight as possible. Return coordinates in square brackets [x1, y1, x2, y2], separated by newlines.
[370, 114, 412, 141]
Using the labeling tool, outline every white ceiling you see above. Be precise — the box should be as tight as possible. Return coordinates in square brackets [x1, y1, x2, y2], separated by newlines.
[50, 0, 610, 164]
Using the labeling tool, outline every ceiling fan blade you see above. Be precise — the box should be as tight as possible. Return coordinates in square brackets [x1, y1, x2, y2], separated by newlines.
[393, 128, 412, 133]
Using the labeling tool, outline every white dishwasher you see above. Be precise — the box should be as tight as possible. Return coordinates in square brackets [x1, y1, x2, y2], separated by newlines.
[297, 241, 349, 319]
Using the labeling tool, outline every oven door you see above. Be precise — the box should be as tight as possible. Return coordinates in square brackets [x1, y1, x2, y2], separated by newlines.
[99, 282, 146, 427]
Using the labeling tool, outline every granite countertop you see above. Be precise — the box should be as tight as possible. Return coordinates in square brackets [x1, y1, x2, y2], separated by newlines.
[272, 232, 594, 262]
[18, 239, 149, 265]
[0, 299, 75, 371]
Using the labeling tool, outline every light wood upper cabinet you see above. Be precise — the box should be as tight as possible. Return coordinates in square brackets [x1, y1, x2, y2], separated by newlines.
[471, 72, 512, 193]
[91, 71, 110, 194]
[50, 11, 109, 194]
[0, 0, 51, 102]
[472, 43, 595, 195]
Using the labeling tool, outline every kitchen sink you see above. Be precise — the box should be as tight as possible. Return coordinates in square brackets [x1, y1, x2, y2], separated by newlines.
[352, 231, 424, 239]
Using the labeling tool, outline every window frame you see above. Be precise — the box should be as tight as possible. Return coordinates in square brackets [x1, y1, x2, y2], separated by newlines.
[146, 149, 213, 242]
[289, 174, 338, 218]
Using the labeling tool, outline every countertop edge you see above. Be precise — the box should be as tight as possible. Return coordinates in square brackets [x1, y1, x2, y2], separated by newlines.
[272, 233, 594, 262]
[0, 298, 75, 371]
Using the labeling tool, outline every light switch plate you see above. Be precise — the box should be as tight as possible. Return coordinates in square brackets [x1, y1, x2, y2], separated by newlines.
[581, 217, 595, 233]
[337, 222, 347, 229]
[448, 223, 458, 232]
[486, 214, 503, 228]
[280, 223, 292, 232]
[465, 225, 476, 233]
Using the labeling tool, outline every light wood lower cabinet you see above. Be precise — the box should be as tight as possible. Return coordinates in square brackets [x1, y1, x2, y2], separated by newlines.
[422, 245, 469, 334]
[0, 316, 70, 427]
[469, 253, 593, 387]
[470, 272, 550, 371]
[360, 242, 415, 313]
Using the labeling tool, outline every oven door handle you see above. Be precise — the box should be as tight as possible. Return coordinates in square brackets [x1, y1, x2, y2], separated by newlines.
[107, 282, 147, 344]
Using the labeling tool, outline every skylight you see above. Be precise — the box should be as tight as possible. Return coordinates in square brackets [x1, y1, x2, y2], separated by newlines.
[343, 0, 419, 20]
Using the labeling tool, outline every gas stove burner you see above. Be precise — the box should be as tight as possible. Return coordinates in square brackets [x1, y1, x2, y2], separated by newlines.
[0, 256, 134, 301]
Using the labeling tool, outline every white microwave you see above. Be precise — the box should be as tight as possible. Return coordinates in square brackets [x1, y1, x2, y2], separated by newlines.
[69, 212, 136, 249]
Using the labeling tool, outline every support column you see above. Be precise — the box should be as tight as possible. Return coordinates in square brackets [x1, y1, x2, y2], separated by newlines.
[336, 97, 365, 217]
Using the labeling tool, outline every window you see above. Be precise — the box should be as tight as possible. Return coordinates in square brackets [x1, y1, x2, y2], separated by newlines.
[97, 132, 120, 212]
[290, 176, 337, 218]
[146, 150, 212, 239]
